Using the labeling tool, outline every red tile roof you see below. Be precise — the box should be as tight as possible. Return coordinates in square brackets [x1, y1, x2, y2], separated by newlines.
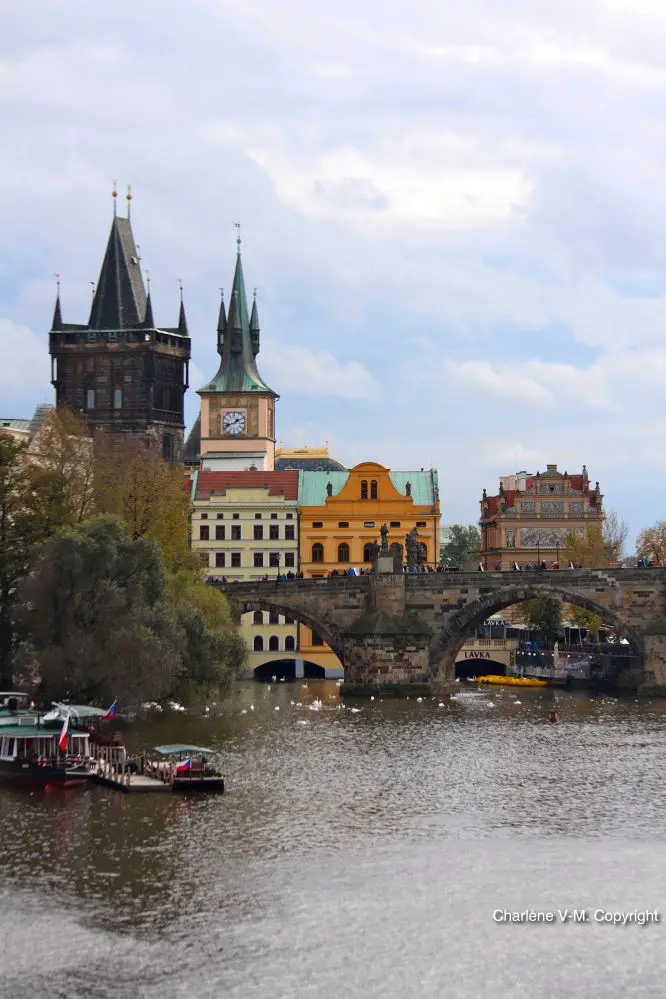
[194, 470, 299, 500]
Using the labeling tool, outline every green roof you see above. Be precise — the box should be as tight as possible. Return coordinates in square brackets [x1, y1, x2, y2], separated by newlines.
[0, 419, 30, 431]
[152, 744, 218, 756]
[298, 470, 439, 507]
[3, 726, 90, 738]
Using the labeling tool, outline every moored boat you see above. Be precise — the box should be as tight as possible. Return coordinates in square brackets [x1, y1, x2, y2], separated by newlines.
[0, 722, 91, 789]
[475, 675, 548, 688]
[147, 744, 225, 793]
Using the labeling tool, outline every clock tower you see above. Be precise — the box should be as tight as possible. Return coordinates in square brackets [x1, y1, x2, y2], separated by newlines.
[190, 236, 278, 471]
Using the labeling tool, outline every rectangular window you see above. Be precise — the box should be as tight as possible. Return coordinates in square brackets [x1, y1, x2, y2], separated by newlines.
[416, 521, 426, 527]
[390, 521, 401, 528]
[313, 522, 323, 528]
[254, 525, 264, 540]
[269, 611, 279, 624]
[215, 525, 225, 540]
[285, 525, 295, 541]
[284, 552, 295, 568]
[231, 552, 241, 567]
[232, 513, 240, 520]
[364, 522, 375, 528]
[312, 631, 324, 647]
[199, 525, 209, 541]
[85, 388, 95, 409]
[338, 522, 349, 528]
[269, 525, 279, 540]
[216, 513, 224, 519]
[201, 513, 208, 520]
[269, 552, 280, 568]
[255, 513, 262, 520]
[271, 513, 278, 520]
[113, 387, 122, 409]
[254, 553, 264, 568]
[215, 553, 225, 568]
[231, 525, 241, 541]
[284, 613, 295, 624]
[286, 513, 294, 520]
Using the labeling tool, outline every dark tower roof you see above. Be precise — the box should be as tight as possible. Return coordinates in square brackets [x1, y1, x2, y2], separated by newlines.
[88, 216, 147, 329]
[178, 298, 188, 336]
[143, 290, 154, 328]
[199, 243, 277, 397]
[51, 294, 62, 332]
[250, 292, 260, 357]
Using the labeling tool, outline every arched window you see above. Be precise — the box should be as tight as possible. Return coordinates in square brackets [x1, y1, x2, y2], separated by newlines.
[360, 479, 368, 499]
[312, 542, 324, 562]
[363, 542, 374, 562]
[285, 635, 296, 651]
[269, 635, 280, 651]
[338, 542, 350, 563]
[253, 610, 263, 625]
[253, 635, 264, 652]
[370, 479, 378, 499]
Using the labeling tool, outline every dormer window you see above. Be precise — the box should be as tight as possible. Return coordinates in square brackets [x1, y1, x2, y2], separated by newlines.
[361, 480, 368, 500]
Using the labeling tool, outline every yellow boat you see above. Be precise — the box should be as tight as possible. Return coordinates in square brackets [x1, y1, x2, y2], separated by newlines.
[475, 675, 547, 687]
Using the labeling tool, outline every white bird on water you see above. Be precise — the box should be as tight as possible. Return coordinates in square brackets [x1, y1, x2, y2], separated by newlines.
[350, 707, 361, 714]
[416, 697, 423, 704]
[250, 703, 255, 712]
[274, 705, 280, 712]
[309, 698, 323, 712]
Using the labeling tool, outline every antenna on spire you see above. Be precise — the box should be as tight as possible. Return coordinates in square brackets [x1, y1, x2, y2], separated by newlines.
[55, 272, 60, 294]
[145, 268, 151, 293]
[112, 180, 118, 216]
[126, 183, 132, 219]
[234, 222, 241, 253]
[177, 278, 183, 301]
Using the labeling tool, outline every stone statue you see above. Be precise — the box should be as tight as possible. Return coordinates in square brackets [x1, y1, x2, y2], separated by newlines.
[380, 523, 389, 553]
[405, 527, 419, 567]
[390, 542, 403, 571]
[506, 529, 516, 550]
[368, 539, 381, 562]
[405, 481, 411, 497]
[326, 481, 333, 497]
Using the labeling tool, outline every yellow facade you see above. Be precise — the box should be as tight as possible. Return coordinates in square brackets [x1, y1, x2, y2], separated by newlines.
[190, 470, 299, 675]
[298, 461, 441, 674]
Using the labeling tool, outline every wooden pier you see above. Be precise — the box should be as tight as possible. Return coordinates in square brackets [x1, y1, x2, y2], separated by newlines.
[89, 760, 172, 794]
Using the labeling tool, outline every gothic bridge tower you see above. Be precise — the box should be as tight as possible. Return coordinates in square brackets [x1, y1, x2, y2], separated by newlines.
[49, 190, 191, 463]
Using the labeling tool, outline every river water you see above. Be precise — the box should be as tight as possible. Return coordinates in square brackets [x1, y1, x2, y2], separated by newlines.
[1, 681, 665, 998]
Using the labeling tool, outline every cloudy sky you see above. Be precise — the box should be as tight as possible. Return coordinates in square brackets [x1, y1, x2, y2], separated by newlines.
[2, 0, 666, 545]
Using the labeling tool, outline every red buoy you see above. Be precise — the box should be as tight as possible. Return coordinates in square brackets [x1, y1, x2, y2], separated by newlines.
[548, 710, 558, 724]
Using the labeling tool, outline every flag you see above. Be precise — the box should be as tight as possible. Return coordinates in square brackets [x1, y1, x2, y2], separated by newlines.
[176, 758, 191, 773]
[58, 713, 69, 753]
[104, 699, 118, 719]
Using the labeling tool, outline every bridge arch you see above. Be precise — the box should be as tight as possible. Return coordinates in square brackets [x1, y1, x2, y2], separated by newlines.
[225, 595, 346, 664]
[430, 581, 644, 681]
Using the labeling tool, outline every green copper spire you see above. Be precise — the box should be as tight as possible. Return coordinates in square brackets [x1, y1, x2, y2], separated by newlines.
[199, 235, 277, 397]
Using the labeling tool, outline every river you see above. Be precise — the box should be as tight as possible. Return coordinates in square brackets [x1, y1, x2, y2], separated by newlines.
[0, 681, 665, 998]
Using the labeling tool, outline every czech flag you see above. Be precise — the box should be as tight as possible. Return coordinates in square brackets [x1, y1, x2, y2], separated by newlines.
[176, 758, 191, 773]
[104, 699, 118, 719]
[58, 713, 69, 753]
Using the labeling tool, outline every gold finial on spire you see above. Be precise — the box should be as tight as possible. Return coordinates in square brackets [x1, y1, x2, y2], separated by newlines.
[126, 183, 132, 218]
[234, 221, 241, 252]
[112, 180, 118, 215]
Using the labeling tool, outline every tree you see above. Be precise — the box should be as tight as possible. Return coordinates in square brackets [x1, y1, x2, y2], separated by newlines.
[443, 524, 481, 567]
[94, 439, 196, 574]
[566, 605, 603, 642]
[15, 517, 245, 706]
[27, 407, 96, 531]
[517, 598, 562, 642]
[564, 511, 628, 568]
[636, 521, 666, 565]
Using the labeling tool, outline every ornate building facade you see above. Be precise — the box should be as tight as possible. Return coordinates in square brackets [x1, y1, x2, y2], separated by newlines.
[49, 202, 190, 463]
[479, 464, 604, 570]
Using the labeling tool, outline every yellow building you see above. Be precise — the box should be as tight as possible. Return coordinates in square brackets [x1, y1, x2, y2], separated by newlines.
[298, 462, 441, 675]
[190, 470, 300, 677]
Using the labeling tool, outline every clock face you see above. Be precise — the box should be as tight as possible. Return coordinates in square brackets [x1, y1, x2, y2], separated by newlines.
[223, 410, 246, 435]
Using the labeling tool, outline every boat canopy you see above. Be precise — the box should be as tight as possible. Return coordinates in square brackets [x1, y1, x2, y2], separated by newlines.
[53, 704, 108, 718]
[5, 725, 90, 739]
[152, 744, 217, 756]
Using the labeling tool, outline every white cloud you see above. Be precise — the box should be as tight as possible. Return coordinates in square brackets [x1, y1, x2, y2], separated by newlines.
[0, 319, 50, 407]
[261, 343, 378, 400]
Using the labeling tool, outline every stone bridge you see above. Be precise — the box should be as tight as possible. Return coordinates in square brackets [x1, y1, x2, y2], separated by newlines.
[217, 569, 666, 696]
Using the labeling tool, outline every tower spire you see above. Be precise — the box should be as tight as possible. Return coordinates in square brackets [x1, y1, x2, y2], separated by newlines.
[217, 287, 226, 357]
[51, 273, 62, 331]
[250, 287, 260, 356]
[88, 208, 147, 329]
[177, 279, 188, 335]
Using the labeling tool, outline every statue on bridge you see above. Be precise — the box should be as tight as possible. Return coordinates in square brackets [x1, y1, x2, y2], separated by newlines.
[405, 528, 419, 568]
[380, 523, 389, 553]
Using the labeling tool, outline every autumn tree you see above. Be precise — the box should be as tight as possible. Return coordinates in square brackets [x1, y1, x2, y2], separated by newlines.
[27, 407, 96, 531]
[94, 438, 196, 573]
[15, 517, 245, 705]
[565, 605, 603, 642]
[563, 510, 628, 568]
[636, 521, 666, 565]
[516, 598, 562, 642]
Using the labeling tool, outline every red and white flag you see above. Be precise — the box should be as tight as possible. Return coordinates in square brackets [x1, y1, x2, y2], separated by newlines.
[58, 713, 69, 753]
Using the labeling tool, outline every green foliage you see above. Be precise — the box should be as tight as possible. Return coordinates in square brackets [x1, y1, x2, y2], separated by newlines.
[443, 524, 481, 567]
[567, 604, 603, 640]
[15, 517, 246, 706]
[518, 598, 562, 642]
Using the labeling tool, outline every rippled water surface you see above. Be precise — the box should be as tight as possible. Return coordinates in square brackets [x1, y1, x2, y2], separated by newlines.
[1, 681, 666, 998]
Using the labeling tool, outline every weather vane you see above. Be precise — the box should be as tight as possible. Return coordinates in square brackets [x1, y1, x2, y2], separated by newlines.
[234, 222, 241, 252]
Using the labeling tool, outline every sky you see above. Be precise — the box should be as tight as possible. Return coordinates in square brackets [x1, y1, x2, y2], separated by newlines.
[1, 0, 666, 546]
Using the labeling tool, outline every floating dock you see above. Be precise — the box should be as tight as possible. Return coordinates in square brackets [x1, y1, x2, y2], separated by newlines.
[90, 769, 172, 793]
